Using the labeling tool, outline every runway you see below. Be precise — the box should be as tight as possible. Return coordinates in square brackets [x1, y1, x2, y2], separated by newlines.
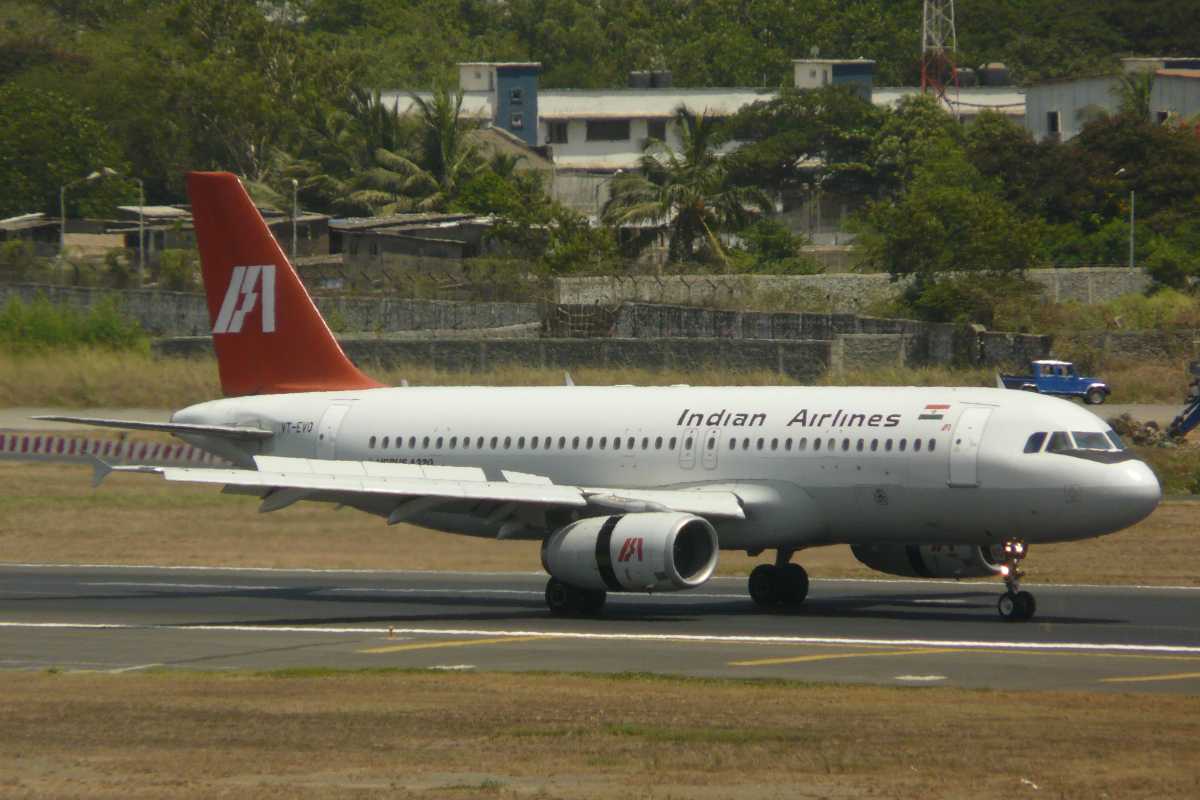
[1, 564, 1198, 693]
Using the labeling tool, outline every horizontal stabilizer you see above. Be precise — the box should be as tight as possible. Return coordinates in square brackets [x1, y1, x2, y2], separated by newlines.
[33, 416, 273, 440]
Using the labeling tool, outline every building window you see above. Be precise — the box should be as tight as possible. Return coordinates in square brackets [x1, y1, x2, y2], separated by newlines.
[586, 119, 631, 141]
[510, 87, 524, 105]
[1156, 111, 1169, 124]
[510, 112, 524, 130]
[548, 121, 568, 144]
[1046, 111, 1061, 135]
[647, 119, 667, 141]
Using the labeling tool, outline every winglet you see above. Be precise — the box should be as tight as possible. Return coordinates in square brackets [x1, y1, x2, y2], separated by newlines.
[88, 455, 114, 488]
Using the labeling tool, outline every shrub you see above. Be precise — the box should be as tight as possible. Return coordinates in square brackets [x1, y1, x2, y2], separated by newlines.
[0, 295, 146, 351]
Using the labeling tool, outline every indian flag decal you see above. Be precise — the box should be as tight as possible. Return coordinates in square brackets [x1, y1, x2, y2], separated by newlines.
[919, 403, 950, 421]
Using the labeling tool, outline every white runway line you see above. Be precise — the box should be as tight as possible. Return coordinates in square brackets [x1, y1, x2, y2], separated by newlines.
[2, 620, 1199, 656]
[5, 561, 1200, 592]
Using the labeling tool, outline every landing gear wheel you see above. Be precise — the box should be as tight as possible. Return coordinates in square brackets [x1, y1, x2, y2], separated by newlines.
[998, 590, 1037, 622]
[996, 539, 1036, 621]
[748, 562, 809, 609]
[748, 564, 778, 607]
[545, 578, 606, 617]
[1085, 387, 1106, 405]
[777, 563, 810, 606]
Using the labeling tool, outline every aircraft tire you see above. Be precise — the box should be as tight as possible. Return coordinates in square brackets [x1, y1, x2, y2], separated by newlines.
[998, 590, 1037, 622]
[545, 578, 607, 616]
[748, 564, 778, 607]
[546, 578, 572, 615]
[777, 563, 810, 606]
[1014, 590, 1037, 621]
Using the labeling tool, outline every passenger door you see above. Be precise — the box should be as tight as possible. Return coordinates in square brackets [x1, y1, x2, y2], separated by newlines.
[948, 407, 992, 488]
[316, 402, 353, 459]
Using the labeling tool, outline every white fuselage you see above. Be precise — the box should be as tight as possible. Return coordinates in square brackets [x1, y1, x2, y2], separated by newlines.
[174, 385, 1161, 552]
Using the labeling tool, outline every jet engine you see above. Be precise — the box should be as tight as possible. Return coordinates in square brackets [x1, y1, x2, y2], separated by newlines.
[851, 543, 1009, 579]
[541, 512, 719, 592]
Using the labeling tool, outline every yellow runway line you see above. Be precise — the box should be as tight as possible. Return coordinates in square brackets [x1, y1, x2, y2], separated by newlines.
[731, 647, 959, 667]
[1100, 671, 1200, 685]
[360, 635, 544, 655]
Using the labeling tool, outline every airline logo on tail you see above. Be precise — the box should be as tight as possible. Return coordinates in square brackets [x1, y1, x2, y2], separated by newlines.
[213, 265, 276, 334]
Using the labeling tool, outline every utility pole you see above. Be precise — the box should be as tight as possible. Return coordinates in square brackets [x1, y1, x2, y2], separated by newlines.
[291, 178, 299, 259]
[921, 0, 959, 107]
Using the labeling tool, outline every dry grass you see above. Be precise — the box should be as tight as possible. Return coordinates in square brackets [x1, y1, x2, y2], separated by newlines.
[0, 669, 1195, 799]
[2, 461, 1197, 586]
[1, 348, 1192, 407]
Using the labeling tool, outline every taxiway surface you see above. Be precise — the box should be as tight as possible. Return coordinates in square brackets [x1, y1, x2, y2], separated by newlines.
[1, 564, 1198, 693]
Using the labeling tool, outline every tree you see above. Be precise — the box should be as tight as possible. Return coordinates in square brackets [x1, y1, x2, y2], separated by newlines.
[868, 93, 964, 197]
[363, 84, 483, 211]
[603, 105, 773, 264]
[1112, 69, 1155, 121]
[0, 84, 130, 217]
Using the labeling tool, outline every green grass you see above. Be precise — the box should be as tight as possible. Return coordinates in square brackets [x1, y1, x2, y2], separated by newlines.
[0, 295, 147, 352]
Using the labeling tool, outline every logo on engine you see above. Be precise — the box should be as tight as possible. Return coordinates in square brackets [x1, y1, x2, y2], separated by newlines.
[213, 265, 276, 334]
[617, 537, 644, 562]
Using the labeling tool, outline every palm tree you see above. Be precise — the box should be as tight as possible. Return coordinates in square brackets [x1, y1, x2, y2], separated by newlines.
[603, 105, 773, 264]
[364, 83, 484, 212]
[1113, 70, 1155, 121]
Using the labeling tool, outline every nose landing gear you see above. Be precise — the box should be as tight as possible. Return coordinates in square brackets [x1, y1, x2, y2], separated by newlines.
[997, 539, 1036, 622]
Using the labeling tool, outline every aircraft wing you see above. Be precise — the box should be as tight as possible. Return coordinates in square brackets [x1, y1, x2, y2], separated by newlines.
[33, 415, 274, 440]
[94, 455, 746, 522]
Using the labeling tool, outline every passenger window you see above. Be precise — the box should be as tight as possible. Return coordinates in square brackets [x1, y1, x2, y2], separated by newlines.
[612, 437, 620, 451]
[856, 439, 864, 452]
[814, 438, 822, 452]
[572, 436, 580, 449]
[436, 436, 443, 449]
[654, 436, 663, 449]
[899, 438, 906, 452]
[798, 437, 807, 451]
[587, 436, 594, 449]
[827, 438, 835, 450]
[756, 438, 764, 450]
[913, 439, 922, 452]
[641, 437, 648, 449]
[476, 436, 484, 449]
[516, 436, 524, 449]
[771, 438, 778, 451]
[929, 438, 936, 452]
[383, 436, 391, 449]
[669, 437, 677, 449]
[545, 438, 552, 450]
[628, 437, 635, 449]
[785, 438, 792, 451]
[422, 436, 430, 449]
[600, 437, 607, 449]
[1023, 432, 1047, 453]
[559, 436, 567, 449]
[449, 436, 456, 449]
[885, 439, 893, 452]
[742, 437, 750, 449]
[842, 438, 849, 451]
[684, 436, 693, 449]
[707, 436, 716, 450]
[504, 436, 511, 449]
[531, 436, 539, 449]
[729, 437, 737, 450]
[369, 436, 376, 449]
[871, 439, 878, 452]
[1046, 431, 1072, 453]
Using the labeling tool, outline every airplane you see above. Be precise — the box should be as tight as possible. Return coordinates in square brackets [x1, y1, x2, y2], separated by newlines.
[42, 171, 1162, 622]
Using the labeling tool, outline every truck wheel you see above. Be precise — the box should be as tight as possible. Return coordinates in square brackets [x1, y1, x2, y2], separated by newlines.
[1085, 388, 1106, 405]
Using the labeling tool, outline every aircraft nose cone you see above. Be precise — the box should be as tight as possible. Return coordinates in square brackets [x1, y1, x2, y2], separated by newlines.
[1098, 460, 1161, 530]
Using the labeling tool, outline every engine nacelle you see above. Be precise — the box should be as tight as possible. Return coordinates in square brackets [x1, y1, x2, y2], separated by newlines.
[541, 512, 719, 592]
[851, 543, 1009, 579]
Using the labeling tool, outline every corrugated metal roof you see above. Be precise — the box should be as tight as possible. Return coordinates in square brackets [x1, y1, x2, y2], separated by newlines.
[1157, 69, 1200, 79]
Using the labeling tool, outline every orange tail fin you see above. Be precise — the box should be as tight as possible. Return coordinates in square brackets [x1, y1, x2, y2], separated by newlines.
[186, 171, 382, 396]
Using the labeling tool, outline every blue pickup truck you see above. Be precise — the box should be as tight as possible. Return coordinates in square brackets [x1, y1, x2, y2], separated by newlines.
[1000, 360, 1110, 405]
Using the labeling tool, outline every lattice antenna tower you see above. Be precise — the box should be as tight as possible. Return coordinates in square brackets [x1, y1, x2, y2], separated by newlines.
[921, 0, 958, 100]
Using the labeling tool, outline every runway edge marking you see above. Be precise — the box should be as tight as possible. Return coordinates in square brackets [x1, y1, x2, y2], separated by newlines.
[2, 621, 1200, 657]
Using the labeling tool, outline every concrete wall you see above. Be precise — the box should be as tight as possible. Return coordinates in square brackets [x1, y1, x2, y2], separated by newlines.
[0, 284, 540, 337]
[554, 268, 1152, 311]
[157, 336, 835, 382]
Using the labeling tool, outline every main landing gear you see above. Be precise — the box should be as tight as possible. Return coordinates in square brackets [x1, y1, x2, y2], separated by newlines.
[997, 539, 1037, 622]
[748, 550, 809, 609]
[545, 577, 606, 616]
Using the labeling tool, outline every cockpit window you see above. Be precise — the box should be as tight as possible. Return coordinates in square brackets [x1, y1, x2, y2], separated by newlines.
[1023, 432, 1047, 453]
[1046, 431, 1073, 454]
[1106, 431, 1127, 451]
[1072, 431, 1112, 451]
